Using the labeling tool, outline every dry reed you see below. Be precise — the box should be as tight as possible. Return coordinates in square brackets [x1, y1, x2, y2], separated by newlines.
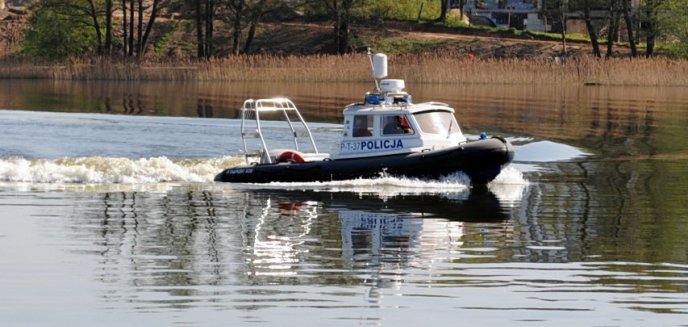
[1, 54, 687, 86]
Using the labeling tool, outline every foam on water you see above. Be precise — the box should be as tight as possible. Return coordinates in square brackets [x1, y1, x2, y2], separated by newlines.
[0, 155, 528, 203]
[235, 171, 472, 196]
[235, 166, 529, 200]
[0, 156, 241, 184]
[487, 166, 529, 205]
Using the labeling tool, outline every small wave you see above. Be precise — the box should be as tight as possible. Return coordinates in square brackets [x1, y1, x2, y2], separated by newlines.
[1, 156, 529, 204]
[489, 166, 529, 186]
[233, 168, 529, 203]
[0, 156, 242, 184]
[488, 166, 529, 205]
[514, 140, 591, 163]
[233, 172, 473, 198]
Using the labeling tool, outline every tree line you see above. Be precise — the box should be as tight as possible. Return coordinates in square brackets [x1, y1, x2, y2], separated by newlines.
[23, 0, 286, 59]
[540, 0, 687, 58]
[17, 0, 688, 60]
[22, 0, 438, 60]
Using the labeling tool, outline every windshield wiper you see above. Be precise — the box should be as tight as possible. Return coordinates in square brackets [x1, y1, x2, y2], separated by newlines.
[446, 119, 453, 139]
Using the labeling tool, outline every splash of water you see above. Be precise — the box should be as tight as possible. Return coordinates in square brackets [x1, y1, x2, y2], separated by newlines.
[1, 156, 529, 204]
[0, 156, 241, 184]
[488, 166, 529, 205]
[235, 170, 471, 194]
[489, 165, 529, 186]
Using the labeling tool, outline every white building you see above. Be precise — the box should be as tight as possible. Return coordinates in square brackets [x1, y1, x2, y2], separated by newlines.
[455, 0, 640, 33]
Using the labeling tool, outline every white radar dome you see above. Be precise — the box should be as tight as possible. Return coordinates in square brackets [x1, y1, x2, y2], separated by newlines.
[379, 79, 405, 93]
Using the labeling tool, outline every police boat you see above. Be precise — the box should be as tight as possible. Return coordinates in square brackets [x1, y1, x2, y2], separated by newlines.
[214, 52, 514, 184]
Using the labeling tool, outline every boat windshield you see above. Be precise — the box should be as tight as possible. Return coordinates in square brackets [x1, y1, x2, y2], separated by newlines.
[413, 111, 460, 135]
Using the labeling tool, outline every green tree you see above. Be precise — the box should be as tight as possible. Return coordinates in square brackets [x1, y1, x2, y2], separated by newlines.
[656, 0, 688, 56]
[356, 0, 440, 21]
[21, 1, 98, 59]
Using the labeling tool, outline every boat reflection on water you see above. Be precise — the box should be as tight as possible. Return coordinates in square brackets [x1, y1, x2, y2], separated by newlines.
[335, 189, 511, 297]
[239, 185, 523, 282]
[329, 188, 510, 221]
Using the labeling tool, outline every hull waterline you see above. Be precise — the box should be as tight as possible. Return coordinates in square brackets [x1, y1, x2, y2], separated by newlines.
[215, 137, 514, 184]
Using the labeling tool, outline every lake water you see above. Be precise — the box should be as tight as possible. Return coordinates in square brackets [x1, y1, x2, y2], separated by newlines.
[1, 79, 688, 326]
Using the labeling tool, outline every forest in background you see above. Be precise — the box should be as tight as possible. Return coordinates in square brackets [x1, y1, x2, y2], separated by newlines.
[1, 0, 687, 61]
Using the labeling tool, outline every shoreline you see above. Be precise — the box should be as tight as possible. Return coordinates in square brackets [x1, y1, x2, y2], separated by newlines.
[1, 54, 688, 86]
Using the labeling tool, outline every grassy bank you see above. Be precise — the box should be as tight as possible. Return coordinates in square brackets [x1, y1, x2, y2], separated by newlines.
[2, 54, 688, 86]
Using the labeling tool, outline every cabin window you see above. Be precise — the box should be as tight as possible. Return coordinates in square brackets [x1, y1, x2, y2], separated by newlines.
[413, 111, 460, 135]
[352, 115, 373, 137]
[382, 115, 414, 135]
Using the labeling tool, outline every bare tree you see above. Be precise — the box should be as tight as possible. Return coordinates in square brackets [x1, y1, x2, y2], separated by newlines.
[228, 0, 244, 55]
[327, 0, 357, 54]
[457, 0, 467, 20]
[645, 0, 659, 57]
[621, 0, 637, 57]
[137, 0, 144, 55]
[223, 0, 280, 54]
[541, 0, 568, 58]
[104, 0, 113, 54]
[141, 0, 162, 56]
[195, 0, 205, 58]
[128, 0, 134, 56]
[85, 0, 104, 54]
[299, 0, 360, 54]
[205, 0, 215, 57]
[242, 0, 265, 54]
[436, 0, 449, 23]
[118, 0, 164, 58]
[185, 0, 217, 59]
[122, 0, 128, 55]
[606, 0, 620, 57]
[581, 0, 601, 57]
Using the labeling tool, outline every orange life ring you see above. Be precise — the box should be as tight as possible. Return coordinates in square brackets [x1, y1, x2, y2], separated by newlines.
[277, 150, 305, 163]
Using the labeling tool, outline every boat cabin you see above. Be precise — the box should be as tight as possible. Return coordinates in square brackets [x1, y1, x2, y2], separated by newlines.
[237, 81, 467, 165]
[334, 79, 467, 159]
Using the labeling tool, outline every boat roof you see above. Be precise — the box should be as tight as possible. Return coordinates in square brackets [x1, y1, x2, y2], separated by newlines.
[344, 101, 454, 115]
